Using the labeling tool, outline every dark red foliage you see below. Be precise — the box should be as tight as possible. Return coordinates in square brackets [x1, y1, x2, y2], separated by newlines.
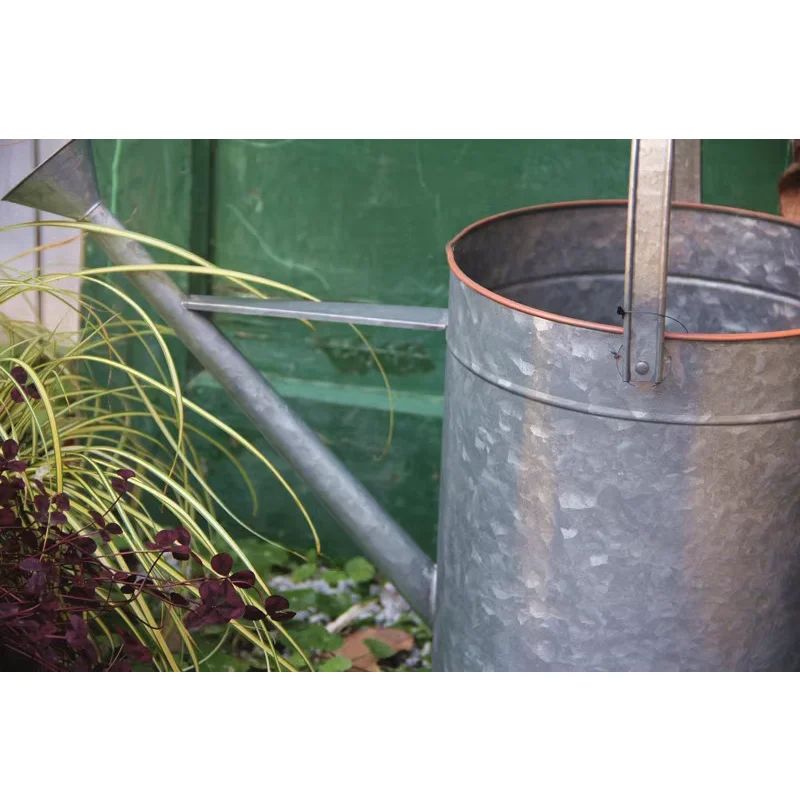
[0, 440, 28, 473]
[230, 570, 255, 589]
[32, 493, 68, 527]
[88, 511, 122, 542]
[118, 630, 152, 664]
[210, 553, 233, 576]
[74, 537, 98, 555]
[0, 431, 291, 672]
[9, 368, 41, 405]
[65, 614, 89, 648]
[183, 578, 245, 630]
[238, 594, 295, 629]
[243, 605, 266, 621]
[169, 592, 189, 607]
[263, 595, 296, 622]
[145, 528, 198, 562]
[110, 468, 135, 495]
[0, 476, 24, 507]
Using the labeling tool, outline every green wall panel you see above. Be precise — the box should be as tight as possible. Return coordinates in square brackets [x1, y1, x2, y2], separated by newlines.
[703, 139, 789, 213]
[76, 140, 784, 558]
[204, 140, 636, 556]
[213, 140, 631, 303]
[84, 139, 197, 383]
[187, 140, 788, 559]
[188, 372, 442, 558]
[80, 139, 203, 483]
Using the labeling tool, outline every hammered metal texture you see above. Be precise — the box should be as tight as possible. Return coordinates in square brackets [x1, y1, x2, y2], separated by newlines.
[434, 203, 800, 671]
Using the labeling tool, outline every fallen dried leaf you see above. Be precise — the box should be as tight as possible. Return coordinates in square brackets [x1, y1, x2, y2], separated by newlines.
[780, 163, 800, 222]
[336, 627, 414, 672]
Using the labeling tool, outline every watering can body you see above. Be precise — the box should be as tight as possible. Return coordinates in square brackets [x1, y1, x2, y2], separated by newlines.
[435, 202, 800, 670]
[190, 198, 800, 670]
[5, 141, 800, 671]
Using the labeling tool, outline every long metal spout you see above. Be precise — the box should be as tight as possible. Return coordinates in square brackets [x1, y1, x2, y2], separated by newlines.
[2, 140, 436, 623]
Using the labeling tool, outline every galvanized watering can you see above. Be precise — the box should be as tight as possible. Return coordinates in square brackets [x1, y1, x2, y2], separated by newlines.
[5, 140, 800, 671]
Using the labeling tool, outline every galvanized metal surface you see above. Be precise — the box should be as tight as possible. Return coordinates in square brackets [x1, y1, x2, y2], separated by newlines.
[5, 139, 102, 221]
[622, 140, 674, 384]
[183, 296, 449, 330]
[2, 141, 436, 625]
[436, 201, 800, 670]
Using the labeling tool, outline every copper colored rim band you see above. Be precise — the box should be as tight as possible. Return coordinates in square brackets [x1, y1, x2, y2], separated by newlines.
[446, 200, 800, 343]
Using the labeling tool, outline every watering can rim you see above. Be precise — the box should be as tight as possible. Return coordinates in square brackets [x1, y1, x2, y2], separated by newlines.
[446, 198, 800, 344]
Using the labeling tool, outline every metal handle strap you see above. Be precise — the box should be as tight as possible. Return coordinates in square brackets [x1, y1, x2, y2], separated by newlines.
[622, 139, 676, 384]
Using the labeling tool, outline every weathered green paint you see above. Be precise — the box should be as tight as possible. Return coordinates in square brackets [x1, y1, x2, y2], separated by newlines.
[703, 139, 790, 213]
[191, 140, 789, 558]
[81, 140, 199, 471]
[84, 139, 196, 378]
[186, 139, 216, 381]
[95, 139, 790, 558]
[187, 371, 443, 558]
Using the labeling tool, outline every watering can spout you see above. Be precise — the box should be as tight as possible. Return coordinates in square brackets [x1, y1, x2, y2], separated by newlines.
[3, 139, 101, 220]
[1, 140, 437, 625]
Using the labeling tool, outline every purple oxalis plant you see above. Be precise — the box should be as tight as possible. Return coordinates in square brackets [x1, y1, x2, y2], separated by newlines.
[0, 440, 295, 672]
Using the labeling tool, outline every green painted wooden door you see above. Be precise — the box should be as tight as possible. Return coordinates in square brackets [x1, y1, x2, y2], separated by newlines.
[87, 140, 791, 559]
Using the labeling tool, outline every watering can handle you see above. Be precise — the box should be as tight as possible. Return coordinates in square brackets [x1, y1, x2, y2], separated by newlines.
[621, 140, 675, 384]
[621, 139, 701, 384]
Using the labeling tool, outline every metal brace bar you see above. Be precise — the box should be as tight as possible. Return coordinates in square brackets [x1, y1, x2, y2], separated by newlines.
[183, 296, 449, 331]
[622, 139, 675, 384]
